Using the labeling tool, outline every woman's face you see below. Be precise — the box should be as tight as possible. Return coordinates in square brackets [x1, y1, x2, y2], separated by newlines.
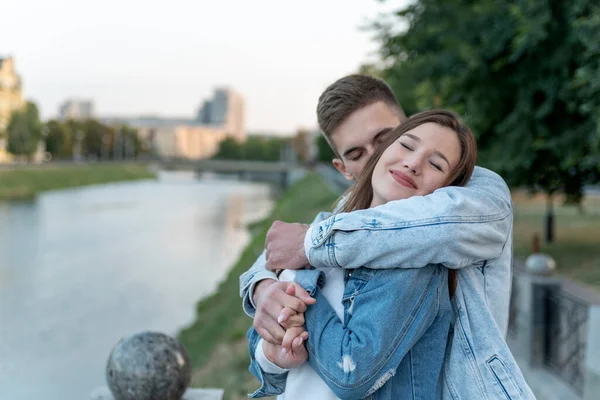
[371, 122, 461, 207]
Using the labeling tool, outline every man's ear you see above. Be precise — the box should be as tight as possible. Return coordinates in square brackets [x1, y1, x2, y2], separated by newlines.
[332, 158, 354, 181]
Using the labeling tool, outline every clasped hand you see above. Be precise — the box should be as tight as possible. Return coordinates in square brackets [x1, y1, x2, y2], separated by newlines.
[255, 282, 314, 368]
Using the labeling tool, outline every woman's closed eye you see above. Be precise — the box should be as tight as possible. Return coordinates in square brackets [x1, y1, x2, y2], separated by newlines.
[429, 161, 443, 171]
[400, 142, 413, 151]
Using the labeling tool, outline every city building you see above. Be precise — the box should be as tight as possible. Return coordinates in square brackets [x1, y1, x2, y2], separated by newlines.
[59, 99, 94, 121]
[0, 56, 25, 162]
[101, 87, 245, 160]
[196, 88, 245, 141]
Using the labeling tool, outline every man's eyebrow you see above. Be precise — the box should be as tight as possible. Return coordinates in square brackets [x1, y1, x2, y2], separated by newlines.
[342, 128, 395, 158]
[373, 127, 394, 141]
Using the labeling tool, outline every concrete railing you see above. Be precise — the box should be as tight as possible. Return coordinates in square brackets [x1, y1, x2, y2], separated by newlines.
[509, 262, 600, 400]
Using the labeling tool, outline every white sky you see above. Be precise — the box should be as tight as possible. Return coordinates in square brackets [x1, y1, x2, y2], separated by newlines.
[1, 0, 407, 134]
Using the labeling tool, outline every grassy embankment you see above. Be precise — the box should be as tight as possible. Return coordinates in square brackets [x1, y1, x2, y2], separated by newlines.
[178, 174, 599, 399]
[0, 163, 155, 200]
[178, 172, 338, 400]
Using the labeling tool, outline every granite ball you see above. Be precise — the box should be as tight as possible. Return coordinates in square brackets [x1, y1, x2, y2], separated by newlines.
[106, 331, 191, 400]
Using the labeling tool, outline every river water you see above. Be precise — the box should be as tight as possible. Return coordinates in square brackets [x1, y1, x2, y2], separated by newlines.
[0, 171, 274, 400]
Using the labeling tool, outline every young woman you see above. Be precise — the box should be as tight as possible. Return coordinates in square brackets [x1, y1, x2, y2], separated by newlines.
[248, 110, 534, 399]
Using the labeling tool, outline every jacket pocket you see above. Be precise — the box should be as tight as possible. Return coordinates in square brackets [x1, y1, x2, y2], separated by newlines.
[486, 356, 525, 400]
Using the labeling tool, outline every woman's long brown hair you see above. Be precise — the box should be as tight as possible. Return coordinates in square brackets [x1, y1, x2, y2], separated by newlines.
[341, 109, 478, 297]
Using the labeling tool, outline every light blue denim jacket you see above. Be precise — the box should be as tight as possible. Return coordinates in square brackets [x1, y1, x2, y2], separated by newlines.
[247, 262, 452, 399]
[240, 166, 536, 399]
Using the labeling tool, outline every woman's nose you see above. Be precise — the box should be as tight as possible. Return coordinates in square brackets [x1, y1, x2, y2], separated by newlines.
[403, 155, 421, 174]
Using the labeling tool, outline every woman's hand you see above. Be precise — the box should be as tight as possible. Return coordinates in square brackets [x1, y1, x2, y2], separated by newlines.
[262, 330, 309, 369]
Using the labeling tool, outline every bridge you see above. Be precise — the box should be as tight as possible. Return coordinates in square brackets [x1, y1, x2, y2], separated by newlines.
[157, 158, 305, 189]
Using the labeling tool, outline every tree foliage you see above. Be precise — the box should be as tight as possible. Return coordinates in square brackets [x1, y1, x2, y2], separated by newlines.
[44, 119, 141, 160]
[7, 101, 42, 158]
[213, 136, 289, 161]
[372, 0, 600, 199]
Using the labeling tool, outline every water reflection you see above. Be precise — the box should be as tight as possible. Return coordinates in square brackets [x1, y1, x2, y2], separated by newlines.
[0, 171, 273, 400]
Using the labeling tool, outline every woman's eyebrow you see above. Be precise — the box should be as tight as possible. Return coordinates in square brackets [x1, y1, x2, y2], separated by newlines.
[404, 133, 420, 141]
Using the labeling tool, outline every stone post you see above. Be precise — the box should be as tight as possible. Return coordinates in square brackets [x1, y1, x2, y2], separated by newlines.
[513, 272, 561, 367]
[511, 250, 560, 368]
[583, 305, 600, 399]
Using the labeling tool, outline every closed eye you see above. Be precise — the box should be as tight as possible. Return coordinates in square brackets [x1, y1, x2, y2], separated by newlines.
[400, 142, 413, 151]
[348, 151, 363, 161]
[430, 161, 443, 171]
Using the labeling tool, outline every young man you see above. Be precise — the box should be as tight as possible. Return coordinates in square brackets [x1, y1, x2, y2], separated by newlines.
[240, 75, 521, 398]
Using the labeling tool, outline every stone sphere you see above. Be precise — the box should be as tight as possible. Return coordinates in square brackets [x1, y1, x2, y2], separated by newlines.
[525, 253, 556, 275]
[106, 331, 191, 400]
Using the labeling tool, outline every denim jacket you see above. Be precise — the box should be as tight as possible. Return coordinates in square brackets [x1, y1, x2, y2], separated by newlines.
[240, 166, 536, 399]
[248, 264, 452, 399]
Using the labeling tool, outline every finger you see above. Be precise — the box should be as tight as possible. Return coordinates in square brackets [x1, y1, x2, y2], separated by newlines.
[281, 313, 305, 330]
[277, 307, 296, 324]
[283, 295, 307, 313]
[269, 289, 308, 314]
[291, 282, 316, 305]
[255, 318, 285, 344]
[282, 326, 304, 352]
[285, 284, 296, 296]
[256, 326, 280, 345]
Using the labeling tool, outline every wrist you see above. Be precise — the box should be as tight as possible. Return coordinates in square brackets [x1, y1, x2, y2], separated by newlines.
[252, 278, 277, 306]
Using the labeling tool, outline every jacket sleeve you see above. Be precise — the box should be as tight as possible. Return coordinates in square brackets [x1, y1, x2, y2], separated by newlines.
[246, 326, 288, 398]
[294, 267, 445, 399]
[239, 211, 334, 317]
[305, 166, 512, 270]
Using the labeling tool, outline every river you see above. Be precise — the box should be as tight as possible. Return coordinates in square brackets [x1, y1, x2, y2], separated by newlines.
[0, 171, 274, 400]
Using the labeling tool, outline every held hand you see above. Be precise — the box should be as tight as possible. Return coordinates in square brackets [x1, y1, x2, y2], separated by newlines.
[262, 330, 309, 370]
[265, 221, 310, 271]
[253, 281, 315, 345]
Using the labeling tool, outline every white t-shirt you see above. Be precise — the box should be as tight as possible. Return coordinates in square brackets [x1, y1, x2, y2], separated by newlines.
[255, 267, 345, 400]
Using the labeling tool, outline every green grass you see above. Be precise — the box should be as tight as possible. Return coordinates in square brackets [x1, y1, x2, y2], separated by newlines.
[512, 192, 600, 289]
[178, 172, 338, 400]
[0, 163, 155, 200]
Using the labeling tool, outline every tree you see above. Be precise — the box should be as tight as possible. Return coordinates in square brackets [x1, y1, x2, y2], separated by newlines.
[213, 136, 288, 161]
[6, 101, 42, 160]
[372, 0, 600, 242]
[44, 120, 69, 158]
[317, 135, 336, 162]
[292, 129, 314, 163]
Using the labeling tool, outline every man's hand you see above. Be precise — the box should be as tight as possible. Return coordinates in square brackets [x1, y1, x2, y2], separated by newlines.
[265, 221, 310, 271]
[254, 281, 315, 344]
[262, 330, 309, 370]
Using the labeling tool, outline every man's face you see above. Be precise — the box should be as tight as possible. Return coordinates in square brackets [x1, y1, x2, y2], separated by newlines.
[330, 101, 402, 181]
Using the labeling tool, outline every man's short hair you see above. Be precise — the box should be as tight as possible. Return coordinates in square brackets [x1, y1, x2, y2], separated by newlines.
[317, 74, 405, 146]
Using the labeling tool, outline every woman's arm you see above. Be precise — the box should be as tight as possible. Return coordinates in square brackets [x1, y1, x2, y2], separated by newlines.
[296, 266, 446, 399]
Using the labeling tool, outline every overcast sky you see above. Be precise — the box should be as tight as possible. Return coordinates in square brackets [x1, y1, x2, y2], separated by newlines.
[1, 0, 407, 134]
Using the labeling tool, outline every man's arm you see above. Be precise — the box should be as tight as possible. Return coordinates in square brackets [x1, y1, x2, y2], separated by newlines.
[305, 166, 512, 270]
[240, 211, 333, 317]
[239, 251, 278, 318]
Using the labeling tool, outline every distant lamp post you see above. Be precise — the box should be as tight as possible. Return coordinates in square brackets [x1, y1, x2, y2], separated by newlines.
[37, 126, 50, 163]
[102, 133, 110, 162]
[73, 130, 85, 162]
